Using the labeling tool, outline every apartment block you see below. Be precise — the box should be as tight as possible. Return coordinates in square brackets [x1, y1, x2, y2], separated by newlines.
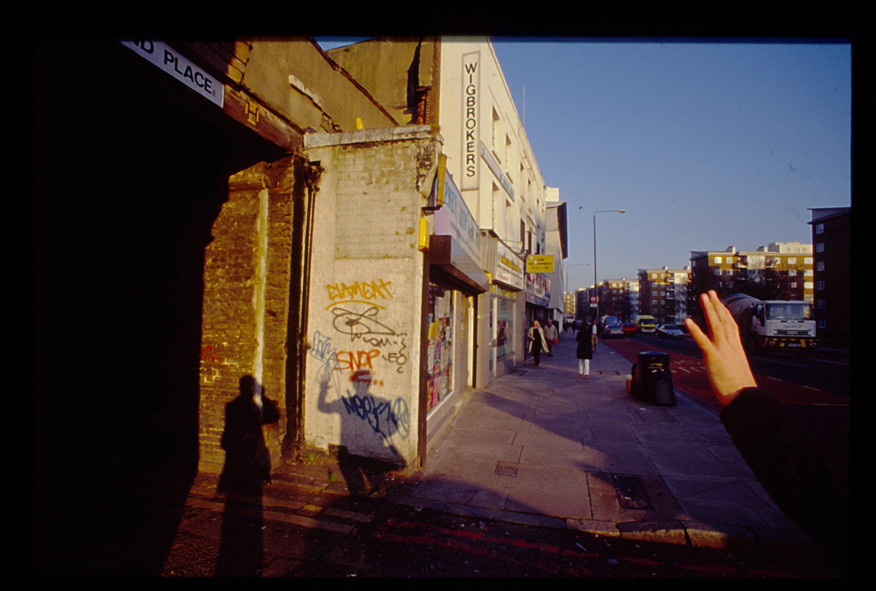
[637, 267, 690, 325]
[690, 243, 814, 307]
[809, 208, 850, 345]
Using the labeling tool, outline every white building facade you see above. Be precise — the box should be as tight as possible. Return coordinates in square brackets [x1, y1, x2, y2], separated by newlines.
[438, 38, 556, 380]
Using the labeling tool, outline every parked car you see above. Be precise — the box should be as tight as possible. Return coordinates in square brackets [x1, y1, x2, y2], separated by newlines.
[621, 322, 636, 335]
[656, 324, 685, 339]
[601, 323, 624, 339]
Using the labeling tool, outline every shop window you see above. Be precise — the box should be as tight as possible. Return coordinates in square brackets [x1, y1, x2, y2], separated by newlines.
[426, 285, 453, 411]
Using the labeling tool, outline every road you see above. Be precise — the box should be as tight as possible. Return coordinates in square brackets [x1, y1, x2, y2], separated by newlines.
[600, 334, 849, 412]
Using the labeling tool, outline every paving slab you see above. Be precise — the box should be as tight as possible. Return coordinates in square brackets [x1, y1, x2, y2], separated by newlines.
[395, 333, 820, 560]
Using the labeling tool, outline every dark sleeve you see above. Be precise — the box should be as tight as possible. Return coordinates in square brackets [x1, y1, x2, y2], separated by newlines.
[720, 387, 849, 565]
[261, 396, 281, 425]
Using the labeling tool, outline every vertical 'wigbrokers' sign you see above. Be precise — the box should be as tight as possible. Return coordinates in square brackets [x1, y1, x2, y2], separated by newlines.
[461, 51, 480, 190]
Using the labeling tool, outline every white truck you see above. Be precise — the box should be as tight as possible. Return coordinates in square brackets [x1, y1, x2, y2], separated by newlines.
[721, 293, 818, 357]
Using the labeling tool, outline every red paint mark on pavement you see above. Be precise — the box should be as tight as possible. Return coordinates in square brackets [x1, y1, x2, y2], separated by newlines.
[373, 518, 818, 577]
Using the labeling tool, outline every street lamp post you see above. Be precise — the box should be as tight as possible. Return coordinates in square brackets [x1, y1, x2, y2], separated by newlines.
[593, 209, 625, 330]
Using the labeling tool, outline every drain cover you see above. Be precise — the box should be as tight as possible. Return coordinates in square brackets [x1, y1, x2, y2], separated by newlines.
[610, 474, 653, 510]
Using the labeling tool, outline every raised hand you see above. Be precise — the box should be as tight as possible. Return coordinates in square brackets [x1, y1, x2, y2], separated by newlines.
[685, 290, 758, 406]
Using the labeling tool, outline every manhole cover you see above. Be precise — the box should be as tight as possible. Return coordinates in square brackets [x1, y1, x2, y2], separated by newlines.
[610, 474, 653, 511]
[495, 463, 518, 477]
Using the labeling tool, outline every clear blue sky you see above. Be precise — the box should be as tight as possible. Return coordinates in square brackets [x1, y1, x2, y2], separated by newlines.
[317, 39, 852, 291]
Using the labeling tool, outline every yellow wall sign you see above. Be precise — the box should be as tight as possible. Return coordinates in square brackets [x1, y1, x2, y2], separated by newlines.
[526, 255, 554, 273]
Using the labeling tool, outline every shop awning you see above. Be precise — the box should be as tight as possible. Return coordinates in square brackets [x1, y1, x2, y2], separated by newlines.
[430, 235, 490, 295]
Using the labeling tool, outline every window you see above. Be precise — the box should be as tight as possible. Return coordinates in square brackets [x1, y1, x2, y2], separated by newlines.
[817, 299, 826, 309]
[492, 107, 501, 153]
[817, 319, 826, 329]
[789, 282, 797, 288]
[789, 270, 797, 276]
[725, 270, 733, 276]
[816, 223, 824, 234]
[788, 257, 797, 264]
[713, 257, 722, 264]
[816, 243, 825, 253]
[714, 269, 722, 276]
[804, 281, 814, 289]
[816, 280, 825, 290]
[804, 257, 813, 264]
[816, 261, 825, 272]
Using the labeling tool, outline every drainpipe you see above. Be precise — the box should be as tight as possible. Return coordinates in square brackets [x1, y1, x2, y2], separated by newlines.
[295, 157, 322, 451]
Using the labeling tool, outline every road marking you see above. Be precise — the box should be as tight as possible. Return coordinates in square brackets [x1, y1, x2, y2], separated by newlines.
[810, 358, 850, 366]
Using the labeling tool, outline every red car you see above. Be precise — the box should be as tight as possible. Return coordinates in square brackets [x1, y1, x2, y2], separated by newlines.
[621, 322, 636, 335]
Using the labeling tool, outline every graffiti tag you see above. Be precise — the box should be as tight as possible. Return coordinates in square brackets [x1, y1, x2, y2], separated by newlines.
[341, 393, 410, 443]
[332, 306, 397, 340]
[326, 279, 394, 303]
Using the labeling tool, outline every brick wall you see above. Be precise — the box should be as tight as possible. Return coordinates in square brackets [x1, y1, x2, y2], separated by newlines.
[198, 159, 299, 474]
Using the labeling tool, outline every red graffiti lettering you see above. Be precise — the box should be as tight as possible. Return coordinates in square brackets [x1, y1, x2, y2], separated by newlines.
[334, 350, 381, 373]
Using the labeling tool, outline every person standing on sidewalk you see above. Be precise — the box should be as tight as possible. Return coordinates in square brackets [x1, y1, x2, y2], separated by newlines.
[544, 319, 558, 356]
[576, 320, 594, 378]
[527, 320, 548, 367]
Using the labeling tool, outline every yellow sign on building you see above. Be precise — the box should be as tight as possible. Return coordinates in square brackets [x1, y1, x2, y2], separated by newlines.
[526, 255, 554, 273]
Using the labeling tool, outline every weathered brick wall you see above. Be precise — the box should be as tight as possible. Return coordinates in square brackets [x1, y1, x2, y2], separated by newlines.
[303, 127, 439, 467]
[198, 159, 297, 474]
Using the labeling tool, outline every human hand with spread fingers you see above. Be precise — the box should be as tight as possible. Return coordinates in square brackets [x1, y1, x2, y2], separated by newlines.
[684, 290, 757, 407]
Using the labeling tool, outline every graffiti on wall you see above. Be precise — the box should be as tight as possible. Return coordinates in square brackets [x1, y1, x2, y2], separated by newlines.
[326, 279, 394, 307]
[200, 343, 240, 385]
[341, 375, 411, 445]
[312, 329, 410, 445]
[313, 276, 412, 446]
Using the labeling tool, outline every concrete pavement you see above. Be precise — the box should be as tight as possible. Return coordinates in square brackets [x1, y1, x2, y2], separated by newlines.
[386, 330, 818, 556]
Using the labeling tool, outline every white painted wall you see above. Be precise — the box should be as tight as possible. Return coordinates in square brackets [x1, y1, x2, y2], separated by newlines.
[302, 128, 436, 466]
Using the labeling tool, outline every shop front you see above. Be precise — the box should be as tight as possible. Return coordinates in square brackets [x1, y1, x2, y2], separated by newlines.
[425, 156, 489, 444]
[488, 238, 525, 379]
[524, 272, 551, 361]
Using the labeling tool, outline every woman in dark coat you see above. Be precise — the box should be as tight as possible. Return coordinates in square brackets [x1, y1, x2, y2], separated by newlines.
[576, 320, 596, 378]
[527, 320, 549, 367]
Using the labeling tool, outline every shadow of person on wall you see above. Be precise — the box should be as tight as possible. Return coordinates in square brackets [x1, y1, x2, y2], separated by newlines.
[316, 369, 408, 496]
[215, 375, 279, 576]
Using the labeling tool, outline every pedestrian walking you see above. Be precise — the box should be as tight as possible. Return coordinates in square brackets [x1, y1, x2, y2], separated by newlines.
[576, 320, 594, 378]
[544, 319, 558, 356]
[527, 320, 549, 367]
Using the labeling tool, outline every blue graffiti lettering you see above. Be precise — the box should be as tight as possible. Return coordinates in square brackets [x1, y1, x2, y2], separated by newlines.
[340, 393, 410, 444]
